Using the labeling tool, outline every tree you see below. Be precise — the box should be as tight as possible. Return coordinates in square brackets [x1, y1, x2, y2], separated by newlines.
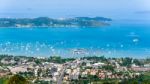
[121, 58, 132, 67]
[102, 65, 114, 71]
[7, 75, 29, 84]
[133, 59, 143, 66]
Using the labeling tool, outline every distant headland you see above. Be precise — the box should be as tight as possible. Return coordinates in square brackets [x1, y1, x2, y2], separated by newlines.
[0, 17, 112, 28]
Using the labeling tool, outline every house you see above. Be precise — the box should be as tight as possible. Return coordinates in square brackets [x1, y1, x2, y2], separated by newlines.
[9, 66, 28, 74]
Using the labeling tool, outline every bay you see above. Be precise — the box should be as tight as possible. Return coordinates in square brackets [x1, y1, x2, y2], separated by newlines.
[0, 20, 150, 58]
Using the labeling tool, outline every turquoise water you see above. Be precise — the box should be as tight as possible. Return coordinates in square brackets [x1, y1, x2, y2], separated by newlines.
[0, 21, 150, 58]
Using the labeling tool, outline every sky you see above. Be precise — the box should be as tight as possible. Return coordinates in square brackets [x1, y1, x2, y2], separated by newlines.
[0, 0, 150, 20]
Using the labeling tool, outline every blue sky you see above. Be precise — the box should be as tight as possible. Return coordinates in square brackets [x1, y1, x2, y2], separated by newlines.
[0, 0, 150, 19]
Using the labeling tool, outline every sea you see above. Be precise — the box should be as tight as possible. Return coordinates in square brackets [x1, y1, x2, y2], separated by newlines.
[0, 20, 150, 58]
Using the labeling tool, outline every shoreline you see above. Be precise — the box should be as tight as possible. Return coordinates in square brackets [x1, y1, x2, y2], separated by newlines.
[0, 54, 149, 60]
[0, 25, 109, 28]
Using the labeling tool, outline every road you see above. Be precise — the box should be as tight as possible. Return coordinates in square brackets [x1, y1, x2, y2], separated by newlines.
[57, 60, 81, 84]
[57, 62, 70, 84]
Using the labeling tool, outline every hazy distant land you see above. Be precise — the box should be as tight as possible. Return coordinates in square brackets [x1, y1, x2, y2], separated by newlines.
[0, 17, 112, 28]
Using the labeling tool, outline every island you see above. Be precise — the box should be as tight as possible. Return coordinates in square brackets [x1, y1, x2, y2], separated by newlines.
[0, 17, 112, 28]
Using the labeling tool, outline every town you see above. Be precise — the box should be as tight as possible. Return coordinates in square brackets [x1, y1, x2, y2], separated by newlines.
[0, 55, 150, 84]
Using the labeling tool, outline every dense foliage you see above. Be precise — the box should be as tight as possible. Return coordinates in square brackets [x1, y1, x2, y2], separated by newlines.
[7, 75, 28, 84]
